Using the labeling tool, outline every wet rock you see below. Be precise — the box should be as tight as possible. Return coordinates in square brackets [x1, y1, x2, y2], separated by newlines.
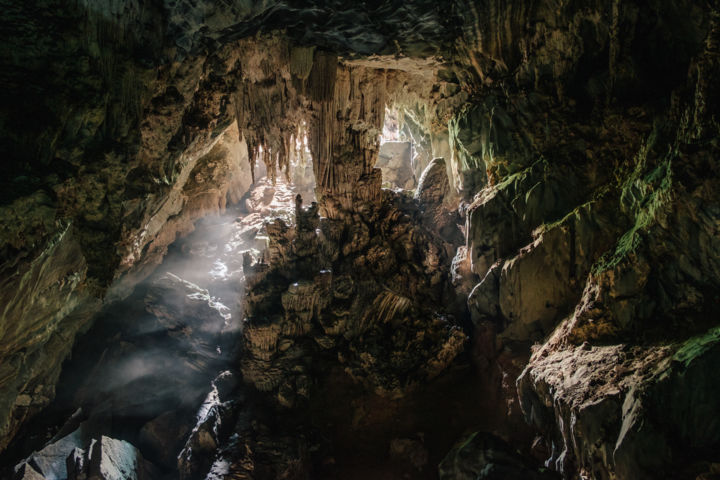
[439, 432, 559, 480]
[177, 375, 313, 480]
[178, 372, 239, 480]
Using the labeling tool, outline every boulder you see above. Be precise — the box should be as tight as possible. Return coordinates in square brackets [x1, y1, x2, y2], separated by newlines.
[415, 157, 450, 208]
[22, 421, 95, 480]
[13, 463, 45, 480]
[68, 436, 156, 480]
[518, 326, 720, 479]
[13, 424, 155, 480]
[178, 372, 239, 480]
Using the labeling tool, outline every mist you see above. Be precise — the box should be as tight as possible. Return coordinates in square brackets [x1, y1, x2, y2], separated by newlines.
[4, 170, 316, 475]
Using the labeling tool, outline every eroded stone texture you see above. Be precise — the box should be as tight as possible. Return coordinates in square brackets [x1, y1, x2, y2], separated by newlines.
[240, 191, 465, 403]
[451, 5, 720, 479]
[0, 0, 471, 446]
[518, 327, 720, 479]
[0, 223, 97, 450]
[1, 0, 719, 478]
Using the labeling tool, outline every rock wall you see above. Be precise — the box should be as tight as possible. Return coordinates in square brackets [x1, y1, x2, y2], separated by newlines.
[448, 2, 720, 478]
[1, 0, 719, 478]
[0, 1, 257, 446]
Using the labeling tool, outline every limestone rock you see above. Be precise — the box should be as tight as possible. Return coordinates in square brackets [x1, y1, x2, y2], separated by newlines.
[468, 262, 502, 325]
[377, 141, 415, 189]
[518, 324, 720, 479]
[0, 223, 95, 450]
[0, 0, 469, 449]
[178, 372, 239, 480]
[415, 157, 450, 207]
[240, 192, 467, 405]
[13, 463, 45, 480]
[145, 272, 229, 337]
[1, 0, 719, 477]
[12, 419, 155, 480]
[68, 436, 156, 480]
[20, 420, 96, 480]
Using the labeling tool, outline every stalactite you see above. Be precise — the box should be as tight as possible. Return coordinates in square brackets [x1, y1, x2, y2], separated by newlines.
[308, 51, 338, 103]
[281, 132, 292, 181]
[227, 36, 456, 218]
[290, 46, 316, 81]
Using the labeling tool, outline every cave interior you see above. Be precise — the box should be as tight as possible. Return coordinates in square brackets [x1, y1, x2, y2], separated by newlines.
[1, 1, 720, 479]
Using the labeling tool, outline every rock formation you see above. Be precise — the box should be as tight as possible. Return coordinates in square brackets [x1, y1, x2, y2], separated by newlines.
[1, 0, 719, 479]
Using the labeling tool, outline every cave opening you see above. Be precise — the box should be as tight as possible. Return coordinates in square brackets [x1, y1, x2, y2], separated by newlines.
[1, 3, 720, 480]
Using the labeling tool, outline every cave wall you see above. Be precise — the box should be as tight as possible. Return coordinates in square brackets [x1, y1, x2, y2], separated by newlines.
[1, 0, 719, 477]
[448, 1, 720, 478]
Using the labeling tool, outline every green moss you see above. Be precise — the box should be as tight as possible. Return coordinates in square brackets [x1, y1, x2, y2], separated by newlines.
[448, 105, 485, 172]
[592, 128, 676, 273]
[494, 157, 548, 192]
[536, 185, 611, 235]
[673, 326, 720, 369]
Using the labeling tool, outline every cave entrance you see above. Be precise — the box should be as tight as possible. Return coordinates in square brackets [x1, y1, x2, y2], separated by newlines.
[376, 105, 437, 193]
[376, 106, 416, 190]
[285, 122, 317, 204]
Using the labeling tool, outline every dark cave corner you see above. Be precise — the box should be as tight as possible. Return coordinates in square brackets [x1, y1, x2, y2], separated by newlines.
[1, 1, 719, 479]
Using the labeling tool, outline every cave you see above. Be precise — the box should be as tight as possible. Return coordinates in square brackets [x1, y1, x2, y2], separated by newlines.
[1, 1, 719, 479]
